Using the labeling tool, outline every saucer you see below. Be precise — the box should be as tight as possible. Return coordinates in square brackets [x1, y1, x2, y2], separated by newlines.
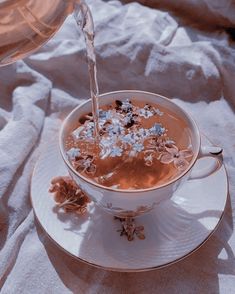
[31, 138, 228, 272]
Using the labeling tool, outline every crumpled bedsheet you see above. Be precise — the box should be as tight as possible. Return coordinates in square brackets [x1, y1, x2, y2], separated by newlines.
[0, 0, 235, 293]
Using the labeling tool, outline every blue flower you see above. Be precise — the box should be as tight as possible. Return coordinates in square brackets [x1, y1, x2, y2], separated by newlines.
[99, 110, 113, 121]
[123, 113, 133, 125]
[66, 148, 81, 160]
[138, 128, 150, 137]
[110, 146, 123, 157]
[138, 108, 153, 119]
[150, 123, 165, 136]
[106, 110, 113, 120]
[108, 124, 124, 136]
[121, 134, 135, 145]
[100, 136, 116, 149]
[84, 128, 93, 138]
[99, 110, 107, 119]
[121, 100, 132, 112]
[132, 143, 144, 152]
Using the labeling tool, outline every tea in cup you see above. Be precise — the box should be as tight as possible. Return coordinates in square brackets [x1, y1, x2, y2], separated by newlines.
[59, 90, 222, 217]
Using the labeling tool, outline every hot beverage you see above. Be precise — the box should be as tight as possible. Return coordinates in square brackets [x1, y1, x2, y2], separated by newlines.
[65, 99, 193, 190]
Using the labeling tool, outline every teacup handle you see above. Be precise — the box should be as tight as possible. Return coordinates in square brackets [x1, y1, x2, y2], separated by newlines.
[189, 146, 223, 180]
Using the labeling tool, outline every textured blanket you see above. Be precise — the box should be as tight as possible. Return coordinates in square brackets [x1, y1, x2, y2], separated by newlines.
[0, 0, 235, 293]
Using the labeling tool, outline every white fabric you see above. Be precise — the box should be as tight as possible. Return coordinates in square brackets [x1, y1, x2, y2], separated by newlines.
[0, 0, 235, 293]
[135, 0, 235, 27]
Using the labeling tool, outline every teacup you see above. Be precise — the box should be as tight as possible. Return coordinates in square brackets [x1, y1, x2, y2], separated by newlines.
[59, 90, 223, 218]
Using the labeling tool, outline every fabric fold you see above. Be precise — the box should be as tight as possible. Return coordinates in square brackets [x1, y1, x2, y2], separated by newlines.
[0, 0, 234, 293]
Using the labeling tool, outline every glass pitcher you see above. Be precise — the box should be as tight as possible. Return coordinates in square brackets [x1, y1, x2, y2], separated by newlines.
[0, 0, 87, 66]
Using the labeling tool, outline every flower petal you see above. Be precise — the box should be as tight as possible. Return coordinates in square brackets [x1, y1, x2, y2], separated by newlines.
[136, 232, 145, 240]
[174, 158, 189, 171]
[165, 145, 178, 155]
[160, 152, 174, 164]
[179, 149, 194, 159]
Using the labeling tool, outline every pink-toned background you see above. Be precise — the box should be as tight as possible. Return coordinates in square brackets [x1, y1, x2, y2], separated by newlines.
[0, 0, 235, 293]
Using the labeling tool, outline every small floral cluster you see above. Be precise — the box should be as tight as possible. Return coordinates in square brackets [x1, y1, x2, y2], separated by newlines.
[66, 99, 193, 176]
[115, 217, 145, 241]
[49, 176, 90, 214]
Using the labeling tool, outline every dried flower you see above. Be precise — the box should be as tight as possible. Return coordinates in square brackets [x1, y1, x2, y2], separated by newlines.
[49, 176, 90, 214]
[123, 113, 135, 128]
[115, 217, 145, 241]
[134, 225, 145, 239]
[115, 100, 123, 110]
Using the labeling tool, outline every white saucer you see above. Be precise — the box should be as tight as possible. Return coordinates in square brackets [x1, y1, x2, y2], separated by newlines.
[31, 139, 228, 272]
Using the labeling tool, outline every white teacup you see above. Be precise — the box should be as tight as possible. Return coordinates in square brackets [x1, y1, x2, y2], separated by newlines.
[59, 90, 223, 218]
